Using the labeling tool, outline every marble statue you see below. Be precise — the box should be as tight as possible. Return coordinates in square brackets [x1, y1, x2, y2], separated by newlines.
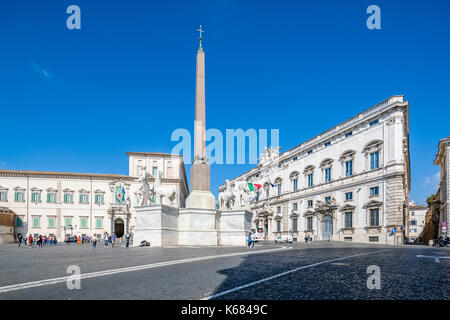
[153, 171, 177, 206]
[138, 167, 153, 206]
[218, 179, 235, 209]
[258, 146, 281, 167]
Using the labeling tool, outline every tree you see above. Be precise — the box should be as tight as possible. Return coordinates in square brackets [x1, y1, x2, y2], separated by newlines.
[426, 194, 436, 208]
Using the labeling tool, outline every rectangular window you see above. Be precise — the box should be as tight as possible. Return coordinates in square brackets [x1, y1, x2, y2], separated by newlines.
[307, 217, 313, 230]
[293, 156, 297, 161]
[277, 220, 281, 232]
[277, 206, 281, 214]
[345, 192, 353, 201]
[344, 237, 352, 242]
[14, 191, 24, 202]
[48, 217, 55, 228]
[370, 151, 379, 170]
[0, 191, 7, 202]
[345, 212, 353, 228]
[31, 192, 41, 203]
[47, 193, 56, 203]
[32, 216, 40, 228]
[65, 217, 72, 228]
[370, 209, 380, 226]
[79, 194, 89, 204]
[410, 220, 417, 226]
[80, 217, 88, 229]
[325, 168, 331, 182]
[265, 188, 269, 199]
[325, 196, 331, 204]
[96, 218, 103, 229]
[369, 236, 379, 242]
[16, 217, 23, 227]
[345, 131, 353, 137]
[307, 150, 313, 155]
[324, 141, 331, 147]
[293, 179, 298, 191]
[345, 160, 353, 177]
[307, 200, 313, 207]
[370, 119, 379, 126]
[370, 186, 379, 196]
[307, 173, 313, 187]
[64, 193, 73, 204]
[95, 194, 104, 204]
[293, 218, 298, 231]
[292, 203, 297, 211]
[152, 166, 158, 176]
[277, 184, 281, 196]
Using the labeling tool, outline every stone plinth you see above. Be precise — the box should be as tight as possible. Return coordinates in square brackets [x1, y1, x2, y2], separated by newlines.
[219, 210, 253, 246]
[178, 208, 219, 245]
[185, 190, 216, 210]
[133, 205, 179, 247]
[190, 162, 210, 191]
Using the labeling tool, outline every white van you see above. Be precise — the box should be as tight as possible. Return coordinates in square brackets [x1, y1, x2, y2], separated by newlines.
[275, 234, 293, 244]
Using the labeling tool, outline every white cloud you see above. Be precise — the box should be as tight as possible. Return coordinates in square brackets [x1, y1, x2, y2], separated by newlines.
[30, 61, 51, 78]
[423, 172, 440, 190]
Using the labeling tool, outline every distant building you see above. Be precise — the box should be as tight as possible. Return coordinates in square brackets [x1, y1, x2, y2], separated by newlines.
[0, 152, 188, 242]
[434, 136, 450, 237]
[407, 201, 427, 243]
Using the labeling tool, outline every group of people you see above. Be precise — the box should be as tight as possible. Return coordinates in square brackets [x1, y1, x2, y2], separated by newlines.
[17, 233, 57, 248]
[65, 234, 95, 245]
[16, 232, 132, 248]
[304, 235, 313, 243]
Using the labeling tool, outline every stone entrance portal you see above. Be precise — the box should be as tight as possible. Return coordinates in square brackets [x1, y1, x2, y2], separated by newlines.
[114, 218, 124, 238]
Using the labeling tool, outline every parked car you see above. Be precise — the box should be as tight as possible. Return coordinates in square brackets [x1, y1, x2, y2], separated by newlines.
[275, 234, 293, 244]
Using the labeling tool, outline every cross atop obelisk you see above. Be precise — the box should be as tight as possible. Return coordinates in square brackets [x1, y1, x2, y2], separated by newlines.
[186, 25, 216, 210]
[197, 25, 204, 49]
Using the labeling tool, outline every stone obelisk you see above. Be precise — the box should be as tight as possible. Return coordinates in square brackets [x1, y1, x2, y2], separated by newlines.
[185, 25, 216, 210]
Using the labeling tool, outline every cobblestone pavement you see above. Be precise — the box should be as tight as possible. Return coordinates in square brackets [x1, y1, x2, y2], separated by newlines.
[0, 241, 448, 300]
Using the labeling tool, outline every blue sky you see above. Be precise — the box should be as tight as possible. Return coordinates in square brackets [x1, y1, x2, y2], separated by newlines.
[0, 0, 449, 204]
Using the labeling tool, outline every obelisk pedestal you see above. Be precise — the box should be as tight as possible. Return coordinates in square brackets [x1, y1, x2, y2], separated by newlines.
[186, 161, 215, 209]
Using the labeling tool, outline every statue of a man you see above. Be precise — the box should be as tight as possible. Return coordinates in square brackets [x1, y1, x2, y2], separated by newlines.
[138, 167, 151, 206]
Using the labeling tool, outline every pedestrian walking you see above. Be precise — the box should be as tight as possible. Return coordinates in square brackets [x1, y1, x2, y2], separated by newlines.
[17, 233, 23, 247]
[125, 232, 130, 248]
[104, 233, 109, 246]
[28, 234, 33, 248]
[247, 233, 252, 248]
[92, 234, 97, 248]
[111, 233, 116, 247]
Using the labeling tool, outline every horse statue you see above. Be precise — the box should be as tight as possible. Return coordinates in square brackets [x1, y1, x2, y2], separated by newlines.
[138, 167, 153, 206]
[153, 171, 177, 206]
[218, 179, 235, 210]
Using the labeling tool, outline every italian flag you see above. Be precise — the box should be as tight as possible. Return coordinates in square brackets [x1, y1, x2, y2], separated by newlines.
[248, 183, 262, 191]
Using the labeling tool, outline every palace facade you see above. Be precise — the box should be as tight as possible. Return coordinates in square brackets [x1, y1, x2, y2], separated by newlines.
[220, 95, 411, 245]
[0, 152, 188, 243]
[434, 136, 450, 237]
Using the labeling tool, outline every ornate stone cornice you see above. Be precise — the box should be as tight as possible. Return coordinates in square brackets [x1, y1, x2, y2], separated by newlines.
[0, 170, 136, 181]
